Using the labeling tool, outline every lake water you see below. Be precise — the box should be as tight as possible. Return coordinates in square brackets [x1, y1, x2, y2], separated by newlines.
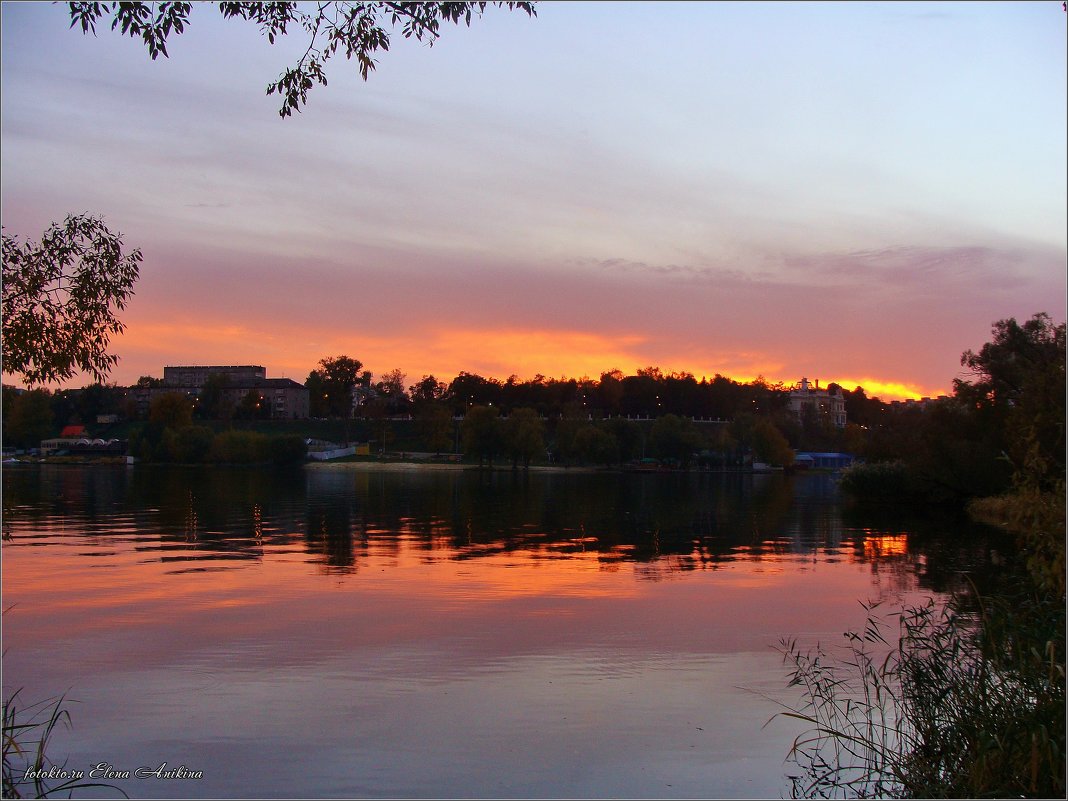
[1, 464, 1006, 798]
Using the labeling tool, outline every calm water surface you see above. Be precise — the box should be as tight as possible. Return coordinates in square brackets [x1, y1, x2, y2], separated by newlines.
[1, 464, 1006, 798]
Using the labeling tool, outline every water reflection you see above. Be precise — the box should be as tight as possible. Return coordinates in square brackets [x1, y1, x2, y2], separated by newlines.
[3, 464, 1007, 595]
[2, 464, 1012, 799]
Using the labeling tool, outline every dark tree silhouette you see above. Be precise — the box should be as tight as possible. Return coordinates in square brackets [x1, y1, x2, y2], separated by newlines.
[2, 214, 142, 385]
[308, 355, 368, 418]
[66, 1, 537, 117]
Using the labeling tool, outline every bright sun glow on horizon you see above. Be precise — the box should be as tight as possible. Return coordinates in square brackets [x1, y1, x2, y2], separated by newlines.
[5, 319, 947, 404]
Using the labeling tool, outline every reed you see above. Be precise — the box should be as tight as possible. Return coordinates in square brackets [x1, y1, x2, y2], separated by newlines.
[2, 690, 126, 799]
[774, 591, 1065, 799]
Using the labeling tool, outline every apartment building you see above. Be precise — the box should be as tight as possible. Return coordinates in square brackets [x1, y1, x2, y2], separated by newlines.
[138, 365, 310, 419]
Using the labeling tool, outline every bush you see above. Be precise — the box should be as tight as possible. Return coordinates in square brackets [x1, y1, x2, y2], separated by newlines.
[969, 485, 1066, 601]
[648, 414, 702, 467]
[839, 461, 923, 503]
[209, 430, 268, 464]
[130, 420, 166, 461]
[752, 418, 794, 467]
[267, 434, 307, 466]
[169, 425, 215, 463]
[572, 425, 617, 466]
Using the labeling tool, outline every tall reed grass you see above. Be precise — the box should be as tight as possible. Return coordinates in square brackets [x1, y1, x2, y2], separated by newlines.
[2, 690, 126, 798]
[774, 590, 1064, 799]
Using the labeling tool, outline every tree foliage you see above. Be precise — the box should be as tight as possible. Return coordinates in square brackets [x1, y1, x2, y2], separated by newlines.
[307, 355, 367, 418]
[3, 390, 55, 449]
[602, 417, 641, 462]
[148, 391, 193, 429]
[414, 401, 453, 455]
[842, 312, 1065, 506]
[236, 388, 270, 420]
[197, 373, 234, 421]
[448, 371, 500, 413]
[209, 429, 269, 463]
[956, 313, 1066, 598]
[955, 312, 1066, 488]
[267, 433, 309, 466]
[67, 1, 537, 118]
[409, 374, 447, 406]
[170, 424, 215, 462]
[648, 413, 702, 467]
[2, 214, 142, 385]
[955, 313, 1066, 411]
[503, 407, 544, 469]
[375, 368, 409, 414]
[751, 418, 794, 467]
[572, 423, 617, 467]
[461, 404, 502, 467]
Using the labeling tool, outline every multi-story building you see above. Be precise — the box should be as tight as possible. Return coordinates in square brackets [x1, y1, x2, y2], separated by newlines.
[230, 377, 310, 420]
[163, 365, 265, 386]
[788, 377, 847, 428]
[139, 365, 309, 419]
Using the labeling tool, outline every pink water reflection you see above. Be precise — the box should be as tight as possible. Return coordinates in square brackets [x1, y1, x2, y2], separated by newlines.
[1, 467, 970, 798]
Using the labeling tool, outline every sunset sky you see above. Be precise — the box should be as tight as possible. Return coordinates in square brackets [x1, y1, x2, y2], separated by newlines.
[2, 1, 1065, 401]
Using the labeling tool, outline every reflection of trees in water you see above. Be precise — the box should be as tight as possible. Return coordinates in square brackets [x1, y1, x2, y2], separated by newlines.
[303, 470, 364, 572]
[3, 464, 129, 537]
[838, 504, 1014, 598]
[121, 467, 308, 562]
[2, 466, 1013, 584]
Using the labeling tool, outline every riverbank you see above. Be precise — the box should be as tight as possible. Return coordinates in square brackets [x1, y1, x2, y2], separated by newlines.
[7, 455, 813, 475]
[305, 459, 605, 474]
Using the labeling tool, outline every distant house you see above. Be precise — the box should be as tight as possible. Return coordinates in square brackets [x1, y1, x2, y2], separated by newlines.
[788, 378, 847, 428]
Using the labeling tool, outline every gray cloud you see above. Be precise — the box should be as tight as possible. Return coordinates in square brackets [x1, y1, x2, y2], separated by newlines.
[781, 244, 1060, 295]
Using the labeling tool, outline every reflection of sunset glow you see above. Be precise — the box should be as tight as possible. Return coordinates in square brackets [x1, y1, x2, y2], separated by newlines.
[1, 461, 952, 710]
[4, 519, 907, 633]
[863, 533, 909, 559]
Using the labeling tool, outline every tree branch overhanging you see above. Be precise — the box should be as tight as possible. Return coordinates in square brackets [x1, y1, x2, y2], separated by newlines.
[66, 1, 537, 117]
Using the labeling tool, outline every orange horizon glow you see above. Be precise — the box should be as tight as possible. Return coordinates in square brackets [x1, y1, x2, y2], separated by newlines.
[823, 378, 949, 403]
[3, 320, 949, 404]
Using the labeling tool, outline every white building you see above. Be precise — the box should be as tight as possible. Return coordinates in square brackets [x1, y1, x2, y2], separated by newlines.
[788, 377, 847, 428]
